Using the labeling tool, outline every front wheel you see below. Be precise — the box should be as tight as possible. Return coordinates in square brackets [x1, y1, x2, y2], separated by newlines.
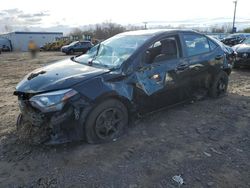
[69, 49, 74, 55]
[84, 99, 128, 144]
[209, 71, 229, 98]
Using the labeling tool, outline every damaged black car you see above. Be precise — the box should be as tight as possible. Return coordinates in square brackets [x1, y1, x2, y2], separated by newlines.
[232, 37, 250, 68]
[14, 29, 232, 144]
[221, 33, 250, 46]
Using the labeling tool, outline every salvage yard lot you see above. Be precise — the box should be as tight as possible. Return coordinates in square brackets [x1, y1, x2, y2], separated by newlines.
[0, 52, 249, 187]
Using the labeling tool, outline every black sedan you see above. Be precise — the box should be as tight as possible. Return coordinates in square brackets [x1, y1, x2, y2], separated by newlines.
[232, 37, 250, 68]
[14, 29, 232, 144]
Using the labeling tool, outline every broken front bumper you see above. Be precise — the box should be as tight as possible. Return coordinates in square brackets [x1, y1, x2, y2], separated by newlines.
[17, 98, 89, 144]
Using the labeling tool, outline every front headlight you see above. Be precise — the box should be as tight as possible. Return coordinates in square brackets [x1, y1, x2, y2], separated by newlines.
[29, 89, 78, 112]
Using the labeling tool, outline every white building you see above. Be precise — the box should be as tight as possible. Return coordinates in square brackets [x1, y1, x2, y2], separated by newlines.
[0, 31, 63, 51]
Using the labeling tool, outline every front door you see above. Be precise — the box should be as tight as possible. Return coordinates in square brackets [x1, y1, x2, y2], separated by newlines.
[134, 35, 192, 113]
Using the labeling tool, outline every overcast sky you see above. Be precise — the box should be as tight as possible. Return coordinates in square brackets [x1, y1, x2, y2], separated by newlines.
[0, 0, 250, 33]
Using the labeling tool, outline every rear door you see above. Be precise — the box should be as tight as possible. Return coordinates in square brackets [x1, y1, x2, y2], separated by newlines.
[180, 32, 224, 92]
[74, 42, 84, 52]
[134, 34, 192, 113]
[82, 42, 91, 53]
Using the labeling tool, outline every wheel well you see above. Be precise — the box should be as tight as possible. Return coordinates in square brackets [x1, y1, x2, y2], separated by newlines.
[80, 94, 134, 140]
[94, 94, 135, 118]
[98, 95, 133, 110]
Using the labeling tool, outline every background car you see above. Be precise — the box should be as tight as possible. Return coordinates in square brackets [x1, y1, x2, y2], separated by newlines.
[1, 45, 11, 52]
[232, 37, 250, 68]
[208, 36, 236, 68]
[61, 41, 93, 55]
[0, 38, 12, 52]
[221, 33, 250, 46]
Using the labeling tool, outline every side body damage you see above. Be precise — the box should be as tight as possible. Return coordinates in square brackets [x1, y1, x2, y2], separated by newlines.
[14, 29, 232, 144]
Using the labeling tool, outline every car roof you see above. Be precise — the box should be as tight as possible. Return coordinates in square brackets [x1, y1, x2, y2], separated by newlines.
[119, 29, 196, 36]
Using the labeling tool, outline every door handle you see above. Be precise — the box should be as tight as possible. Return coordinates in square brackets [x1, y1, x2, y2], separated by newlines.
[177, 63, 189, 71]
[149, 74, 162, 82]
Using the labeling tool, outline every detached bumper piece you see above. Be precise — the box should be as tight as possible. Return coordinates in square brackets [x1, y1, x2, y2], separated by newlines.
[45, 107, 81, 145]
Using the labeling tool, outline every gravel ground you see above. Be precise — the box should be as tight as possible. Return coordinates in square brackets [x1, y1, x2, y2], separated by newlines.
[0, 52, 249, 188]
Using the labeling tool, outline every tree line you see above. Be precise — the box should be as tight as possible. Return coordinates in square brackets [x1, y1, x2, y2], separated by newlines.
[68, 22, 144, 41]
[68, 21, 250, 41]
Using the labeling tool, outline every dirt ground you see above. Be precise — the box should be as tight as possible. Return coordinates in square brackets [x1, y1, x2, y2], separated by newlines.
[0, 52, 249, 188]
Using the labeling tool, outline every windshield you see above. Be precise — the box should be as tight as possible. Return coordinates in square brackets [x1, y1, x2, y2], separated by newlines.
[243, 37, 250, 45]
[69, 41, 78, 46]
[74, 34, 150, 69]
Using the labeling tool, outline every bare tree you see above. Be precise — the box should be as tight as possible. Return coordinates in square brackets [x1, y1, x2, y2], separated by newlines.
[210, 25, 225, 33]
[243, 27, 250, 33]
[91, 22, 126, 40]
[221, 23, 232, 33]
[69, 28, 84, 40]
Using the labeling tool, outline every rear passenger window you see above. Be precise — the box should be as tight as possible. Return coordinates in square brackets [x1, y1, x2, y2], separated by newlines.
[183, 34, 210, 56]
[82, 42, 90, 47]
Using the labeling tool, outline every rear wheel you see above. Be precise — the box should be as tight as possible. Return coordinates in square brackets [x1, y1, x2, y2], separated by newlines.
[84, 99, 128, 144]
[69, 49, 74, 55]
[209, 71, 228, 98]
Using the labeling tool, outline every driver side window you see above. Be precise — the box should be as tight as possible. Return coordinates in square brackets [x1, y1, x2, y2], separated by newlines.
[145, 36, 180, 64]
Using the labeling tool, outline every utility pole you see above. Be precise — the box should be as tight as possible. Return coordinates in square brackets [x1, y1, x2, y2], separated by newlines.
[232, 0, 237, 33]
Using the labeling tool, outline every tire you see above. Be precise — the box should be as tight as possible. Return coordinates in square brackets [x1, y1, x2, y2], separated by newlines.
[69, 49, 74, 55]
[84, 99, 128, 144]
[209, 71, 229, 98]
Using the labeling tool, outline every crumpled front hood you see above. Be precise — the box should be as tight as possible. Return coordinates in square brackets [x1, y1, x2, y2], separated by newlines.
[15, 58, 110, 93]
[233, 44, 250, 53]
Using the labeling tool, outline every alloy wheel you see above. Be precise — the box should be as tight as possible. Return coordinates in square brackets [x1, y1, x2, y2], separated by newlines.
[95, 107, 123, 140]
